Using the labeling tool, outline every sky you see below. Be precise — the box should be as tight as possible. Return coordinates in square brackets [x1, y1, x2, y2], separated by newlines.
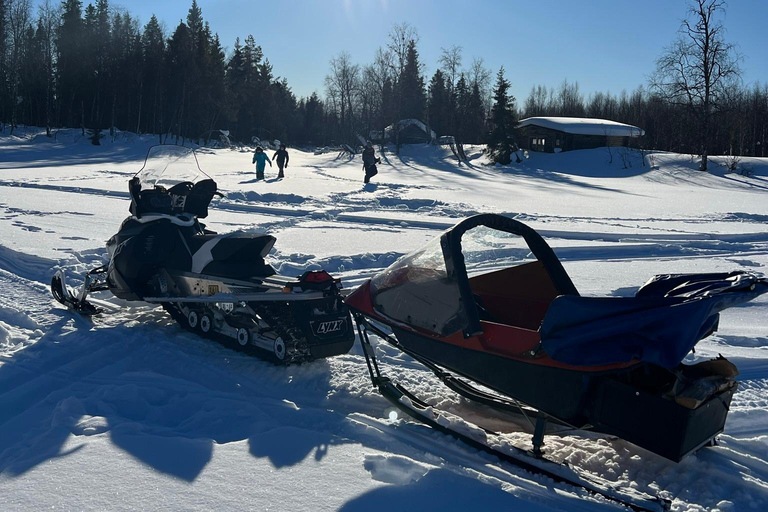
[35, 0, 768, 102]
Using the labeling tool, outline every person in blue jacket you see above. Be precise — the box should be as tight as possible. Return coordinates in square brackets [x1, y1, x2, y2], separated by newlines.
[252, 146, 272, 180]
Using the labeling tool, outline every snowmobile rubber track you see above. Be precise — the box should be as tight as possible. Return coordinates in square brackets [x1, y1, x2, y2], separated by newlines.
[256, 302, 313, 364]
[355, 315, 670, 512]
[162, 302, 311, 365]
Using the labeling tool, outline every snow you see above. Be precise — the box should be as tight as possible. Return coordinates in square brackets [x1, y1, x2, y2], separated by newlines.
[0, 127, 767, 511]
[518, 117, 646, 137]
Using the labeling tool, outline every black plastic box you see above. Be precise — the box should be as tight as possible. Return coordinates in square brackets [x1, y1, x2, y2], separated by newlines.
[590, 377, 736, 461]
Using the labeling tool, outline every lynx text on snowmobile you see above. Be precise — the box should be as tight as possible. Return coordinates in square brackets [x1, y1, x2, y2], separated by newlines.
[346, 214, 767, 511]
[51, 145, 354, 364]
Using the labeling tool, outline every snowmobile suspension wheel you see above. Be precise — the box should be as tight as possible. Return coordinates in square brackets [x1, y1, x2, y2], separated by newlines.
[200, 313, 212, 334]
[187, 310, 200, 329]
[237, 328, 250, 346]
[273, 338, 286, 361]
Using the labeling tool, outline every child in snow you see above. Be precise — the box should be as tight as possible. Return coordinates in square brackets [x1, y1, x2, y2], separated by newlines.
[362, 142, 380, 183]
[272, 144, 289, 179]
[252, 146, 272, 180]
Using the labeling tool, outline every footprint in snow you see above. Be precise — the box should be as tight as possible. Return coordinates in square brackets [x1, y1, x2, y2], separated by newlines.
[363, 454, 430, 485]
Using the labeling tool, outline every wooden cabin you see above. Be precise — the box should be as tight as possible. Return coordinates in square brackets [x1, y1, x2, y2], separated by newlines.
[371, 119, 436, 145]
[517, 117, 644, 153]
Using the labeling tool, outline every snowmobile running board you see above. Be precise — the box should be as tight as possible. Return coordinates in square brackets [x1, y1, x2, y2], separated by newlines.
[142, 292, 326, 303]
[354, 314, 671, 512]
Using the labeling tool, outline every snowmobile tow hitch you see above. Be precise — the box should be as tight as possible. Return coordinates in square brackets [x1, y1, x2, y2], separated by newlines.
[354, 313, 671, 512]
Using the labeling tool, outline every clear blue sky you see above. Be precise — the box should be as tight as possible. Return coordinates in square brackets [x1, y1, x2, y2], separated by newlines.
[40, 0, 768, 102]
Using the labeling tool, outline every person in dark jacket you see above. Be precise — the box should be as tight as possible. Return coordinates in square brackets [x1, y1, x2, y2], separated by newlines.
[362, 142, 380, 183]
[272, 144, 289, 179]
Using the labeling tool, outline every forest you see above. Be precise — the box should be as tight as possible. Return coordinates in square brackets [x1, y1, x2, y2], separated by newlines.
[1, 0, 766, 160]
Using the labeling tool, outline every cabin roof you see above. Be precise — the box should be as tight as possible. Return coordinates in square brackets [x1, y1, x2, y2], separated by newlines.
[518, 117, 645, 137]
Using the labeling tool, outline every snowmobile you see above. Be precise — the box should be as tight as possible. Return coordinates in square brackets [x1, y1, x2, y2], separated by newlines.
[346, 213, 767, 511]
[51, 145, 354, 364]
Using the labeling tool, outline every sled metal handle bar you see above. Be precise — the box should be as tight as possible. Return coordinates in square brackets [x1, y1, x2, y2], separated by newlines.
[440, 214, 579, 337]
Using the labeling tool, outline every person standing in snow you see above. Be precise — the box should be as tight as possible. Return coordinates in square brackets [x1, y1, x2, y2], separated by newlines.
[362, 141, 380, 184]
[272, 144, 289, 179]
[252, 146, 272, 180]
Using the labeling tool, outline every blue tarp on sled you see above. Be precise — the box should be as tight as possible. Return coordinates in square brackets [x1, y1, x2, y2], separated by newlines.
[540, 273, 768, 369]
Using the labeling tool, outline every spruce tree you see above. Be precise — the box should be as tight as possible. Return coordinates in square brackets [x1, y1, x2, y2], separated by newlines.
[466, 82, 485, 143]
[454, 74, 468, 141]
[399, 39, 424, 120]
[303, 92, 324, 143]
[204, 31, 227, 141]
[165, 21, 192, 141]
[487, 67, 517, 164]
[58, 0, 85, 129]
[427, 69, 449, 135]
[0, 0, 8, 127]
[141, 15, 165, 137]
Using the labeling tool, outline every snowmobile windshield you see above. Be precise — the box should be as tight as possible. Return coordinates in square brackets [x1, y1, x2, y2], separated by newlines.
[136, 145, 210, 189]
[370, 237, 467, 337]
[369, 226, 538, 336]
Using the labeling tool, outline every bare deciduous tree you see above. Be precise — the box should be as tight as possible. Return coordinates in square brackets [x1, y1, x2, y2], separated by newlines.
[468, 56, 492, 109]
[651, 0, 741, 171]
[325, 51, 360, 143]
[439, 45, 462, 92]
[387, 22, 418, 77]
[363, 47, 395, 148]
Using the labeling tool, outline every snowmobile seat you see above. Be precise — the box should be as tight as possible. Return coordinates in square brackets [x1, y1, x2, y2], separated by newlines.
[186, 233, 277, 278]
[184, 179, 217, 218]
[469, 261, 565, 331]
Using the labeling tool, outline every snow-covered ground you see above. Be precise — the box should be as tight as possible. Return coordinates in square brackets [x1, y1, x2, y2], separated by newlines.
[1, 129, 766, 511]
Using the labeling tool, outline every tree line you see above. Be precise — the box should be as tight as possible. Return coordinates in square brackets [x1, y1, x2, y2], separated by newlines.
[0, 0, 765, 164]
[520, 79, 768, 159]
[0, 0, 301, 144]
[0, 0, 494, 147]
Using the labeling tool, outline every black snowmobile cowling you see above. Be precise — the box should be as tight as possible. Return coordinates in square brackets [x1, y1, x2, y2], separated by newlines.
[346, 213, 767, 462]
[52, 145, 354, 364]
